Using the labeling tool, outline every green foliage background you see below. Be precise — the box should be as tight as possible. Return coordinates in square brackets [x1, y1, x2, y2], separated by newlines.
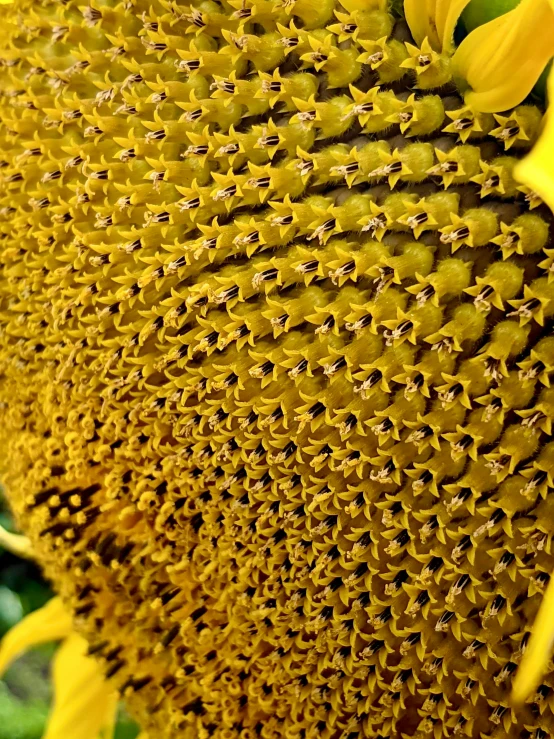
[0, 497, 139, 739]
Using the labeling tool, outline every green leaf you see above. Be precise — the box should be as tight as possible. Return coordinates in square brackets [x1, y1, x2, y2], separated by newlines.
[461, 0, 522, 31]
[0, 588, 23, 635]
[0, 684, 49, 739]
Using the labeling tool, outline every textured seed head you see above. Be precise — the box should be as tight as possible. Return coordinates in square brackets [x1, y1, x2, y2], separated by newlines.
[0, 1, 553, 738]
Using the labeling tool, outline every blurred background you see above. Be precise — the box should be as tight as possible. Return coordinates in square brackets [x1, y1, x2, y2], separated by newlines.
[0, 495, 139, 739]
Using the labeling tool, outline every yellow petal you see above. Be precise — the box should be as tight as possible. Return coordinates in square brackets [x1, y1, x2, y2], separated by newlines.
[0, 524, 33, 559]
[404, 0, 472, 52]
[44, 632, 119, 739]
[436, 0, 473, 52]
[404, 0, 439, 49]
[0, 597, 72, 676]
[515, 67, 554, 213]
[512, 570, 554, 704]
[452, 0, 554, 112]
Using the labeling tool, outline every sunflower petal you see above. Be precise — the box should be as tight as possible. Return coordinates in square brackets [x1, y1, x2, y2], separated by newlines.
[452, 0, 554, 112]
[512, 569, 554, 704]
[43, 632, 119, 739]
[0, 524, 33, 559]
[436, 0, 473, 52]
[404, 0, 472, 52]
[404, 0, 439, 50]
[515, 67, 554, 213]
[0, 597, 72, 676]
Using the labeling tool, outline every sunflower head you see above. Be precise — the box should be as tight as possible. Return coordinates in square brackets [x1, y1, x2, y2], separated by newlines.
[1, 0, 554, 737]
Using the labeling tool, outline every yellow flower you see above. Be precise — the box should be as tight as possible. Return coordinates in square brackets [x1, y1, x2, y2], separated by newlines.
[516, 67, 554, 213]
[404, 0, 473, 53]
[1, 0, 554, 736]
[453, 0, 554, 112]
[0, 524, 32, 559]
[453, 0, 554, 213]
[0, 596, 119, 739]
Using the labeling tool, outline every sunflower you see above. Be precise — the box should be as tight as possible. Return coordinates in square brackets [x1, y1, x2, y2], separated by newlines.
[0, 0, 554, 737]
